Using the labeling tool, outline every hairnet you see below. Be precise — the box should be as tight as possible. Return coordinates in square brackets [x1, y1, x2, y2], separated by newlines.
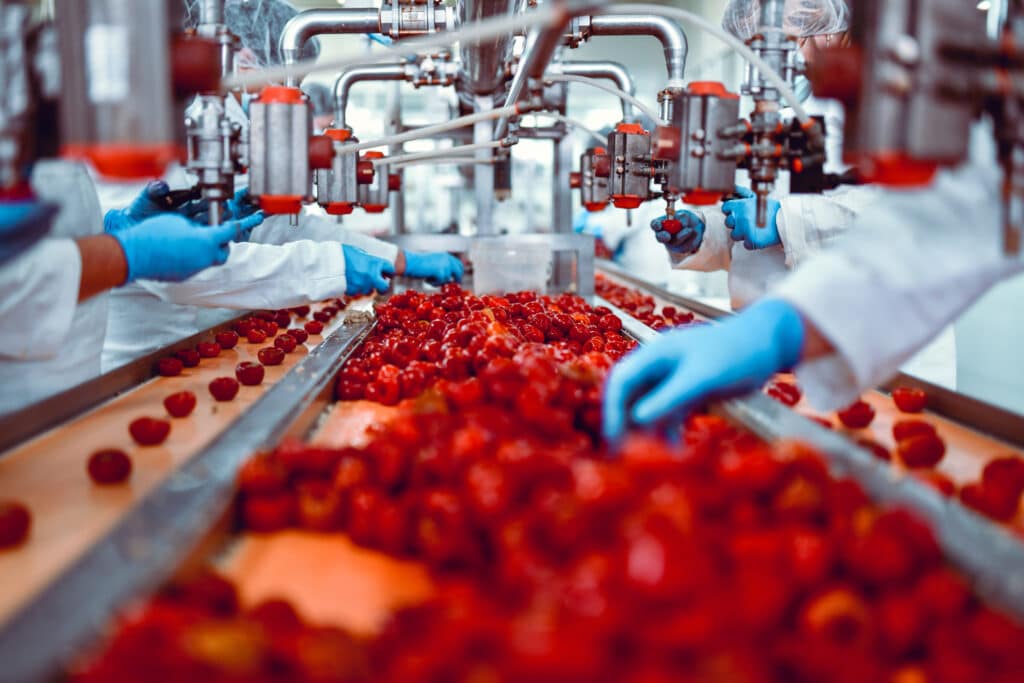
[184, 0, 319, 67]
[722, 0, 849, 40]
[301, 82, 332, 117]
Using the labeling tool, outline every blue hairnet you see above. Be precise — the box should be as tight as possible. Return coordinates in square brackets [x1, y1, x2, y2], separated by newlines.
[300, 82, 332, 116]
[184, 0, 319, 67]
[722, 0, 849, 40]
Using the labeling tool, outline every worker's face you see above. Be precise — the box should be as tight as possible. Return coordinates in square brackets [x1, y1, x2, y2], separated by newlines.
[313, 114, 334, 133]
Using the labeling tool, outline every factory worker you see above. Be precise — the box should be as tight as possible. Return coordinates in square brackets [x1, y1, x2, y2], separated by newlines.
[603, 118, 1017, 440]
[651, 0, 881, 308]
[99, 0, 464, 370]
[0, 159, 261, 414]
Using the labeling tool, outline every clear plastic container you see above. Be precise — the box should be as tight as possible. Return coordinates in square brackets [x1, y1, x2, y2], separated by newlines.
[469, 237, 553, 294]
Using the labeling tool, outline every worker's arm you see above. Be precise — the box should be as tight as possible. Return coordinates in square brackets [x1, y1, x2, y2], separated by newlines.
[135, 239, 353, 309]
[772, 151, 1021, 409]
[75, 234, 128, 302]
[774, 183, 885, 268]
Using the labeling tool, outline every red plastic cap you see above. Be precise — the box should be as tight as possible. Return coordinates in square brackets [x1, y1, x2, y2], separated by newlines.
[688, 81, 739, 100]
[258, 85, 305, 104]
[362, 204, 387, 214]
[850, 152, 940, 188]
[660, 218, 683, 235]
[308, 135, 334, 170]
[611, 194, 644, 209]
[388, 174, 401, 192]
[326, 202, 355, 215]
[363, 151, 385, 160]
[259, 195, 303, 214]
[61, 143, 182, 180]
[324, 128, 352, 142]
[682, 189, 723, 206]
[569, 172, 582, 189]
[583, 201, 608, 212]
[615, 122, 648, 135]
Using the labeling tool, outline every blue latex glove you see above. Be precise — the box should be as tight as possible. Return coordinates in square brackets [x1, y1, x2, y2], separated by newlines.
[342, 244, 395, 296]
[602, 299, 805, 442]
[104, 181, 183, 233]
[403, 251, 464, 286]
[722, 186, 782, 250]
[573, 210, 602, 239]
[0, 200, 58, 265]
[113, 212, 264, 283]
[651, 211, 704, 255]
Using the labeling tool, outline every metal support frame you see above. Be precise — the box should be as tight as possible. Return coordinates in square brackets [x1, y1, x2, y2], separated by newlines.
[279, 9, 382, 86]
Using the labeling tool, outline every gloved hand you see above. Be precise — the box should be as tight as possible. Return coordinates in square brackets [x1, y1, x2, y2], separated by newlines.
[403, 251, 464, 285]
[651, 211, 704, 255]
[113, 211, 264, 283]
[104, 181, 188, 233]
[602, 299, 805, 442]
[181, 189, 261, 225]
[722, 186, 782, 250]
[0, 200, 59, 265]
[343, 244, 394, 296]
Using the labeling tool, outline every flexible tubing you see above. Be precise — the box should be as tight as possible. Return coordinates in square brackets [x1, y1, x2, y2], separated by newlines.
[605, 3, 811, 123]
[541, 74, 664, 125]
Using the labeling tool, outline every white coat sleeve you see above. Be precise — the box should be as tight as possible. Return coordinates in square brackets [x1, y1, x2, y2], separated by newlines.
[250, 214, 400, 264]
[0, 239, 82, 359]
[135, 240, 349, 309]
[771, 156, 1023, 411]
[669, 208, 733, 273]
[775, 184, 885, 269]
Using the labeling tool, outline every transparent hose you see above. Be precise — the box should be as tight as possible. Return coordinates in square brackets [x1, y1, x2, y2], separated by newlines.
[372, 140, 506, 166]
[337, 106, 520, 156]
[392, 156, 493, 170]
[541, 74, 665, 126]
[223, 5, 559, 91]
[605, 3, 811, 123]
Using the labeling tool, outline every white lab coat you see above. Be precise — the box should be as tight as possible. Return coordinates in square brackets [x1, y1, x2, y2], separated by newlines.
[773, 121, 1020, 410]
[0, 160, 107, 414]
[100, 96, 401, 371]
[671, 97, 883, 308]
[582, 202, 673, 286]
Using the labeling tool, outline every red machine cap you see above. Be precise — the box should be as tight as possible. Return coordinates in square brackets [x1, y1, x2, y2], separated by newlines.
[851, 152, 939, 188]
[682, 189, 723, 206]
[687, 81, 739, 100]
[611, 194, 644, 209]
[259, 195, 303, 214]
[583, 201, 608, 212]
[362, 204, 387, 214]
[61, 143, 182, 180]
[324, 128, 353, 142]
[326, 202, 355, 215]
[308, 135, 334, 170]
[615, 122, 648, 135]
[258, 85, 305, 104]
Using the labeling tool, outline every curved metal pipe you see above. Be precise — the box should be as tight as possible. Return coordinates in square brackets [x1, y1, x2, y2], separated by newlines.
[589, 14, 687, 86]
[279, 9, 381, 84]
[558, 60, 635, 120]
[456, 0, 520, 95]
[333, 64, 409, 128]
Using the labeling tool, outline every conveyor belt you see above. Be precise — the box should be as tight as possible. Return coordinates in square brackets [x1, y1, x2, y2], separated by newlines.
[0, 315, 373, 683]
